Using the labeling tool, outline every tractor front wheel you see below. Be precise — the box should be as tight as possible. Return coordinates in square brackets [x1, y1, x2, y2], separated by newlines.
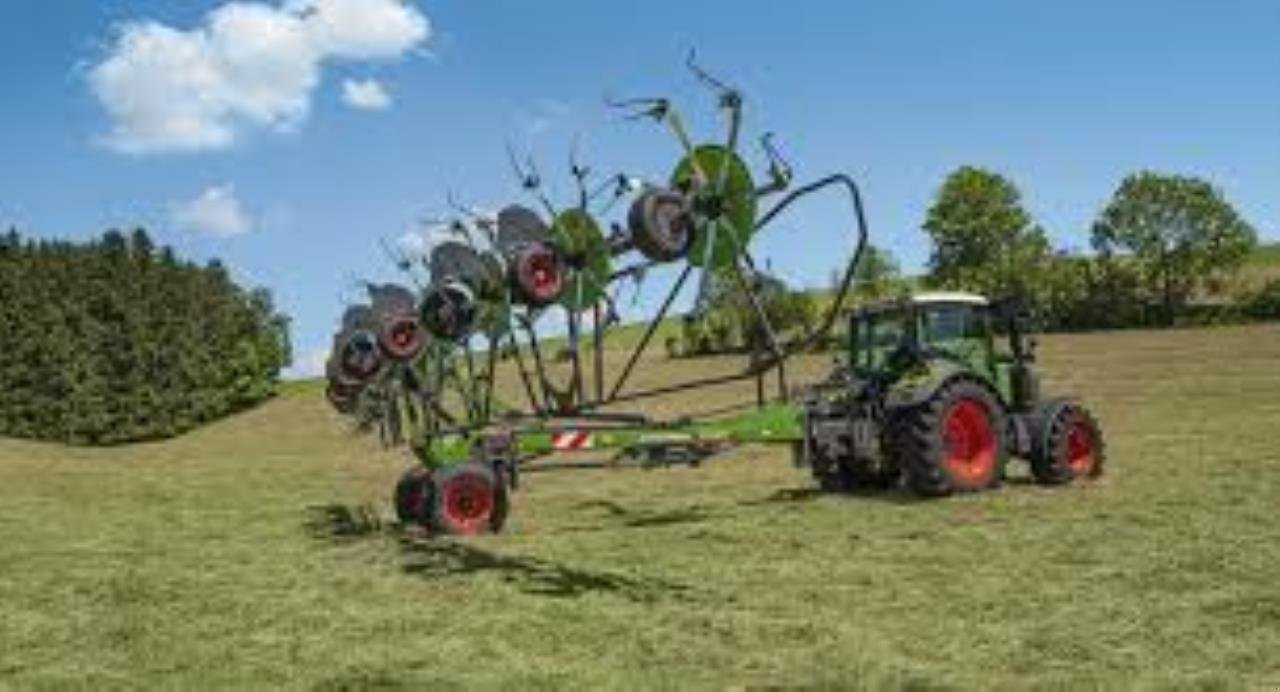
[1029, 401, 1105, 485]
[429, 462, 510, 535]
[894, 379, 1006, 496]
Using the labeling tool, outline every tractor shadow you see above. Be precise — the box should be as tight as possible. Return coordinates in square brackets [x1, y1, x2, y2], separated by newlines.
[303, 503, 695, 603]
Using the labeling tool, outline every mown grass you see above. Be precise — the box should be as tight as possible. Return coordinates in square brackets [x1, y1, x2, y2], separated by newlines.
[2, 324, 1279, 688]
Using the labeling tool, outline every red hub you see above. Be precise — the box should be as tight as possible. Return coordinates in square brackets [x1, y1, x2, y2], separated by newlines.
[382, 318, 422, 358]
[1065, 419, 1097, 476]
[438, 472, 496, 535]
[942, 398, 997, 488]
[519, 246, 564, 304]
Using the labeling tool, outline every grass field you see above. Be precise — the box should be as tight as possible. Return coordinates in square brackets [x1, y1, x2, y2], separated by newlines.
[2, 324, 1279, 688]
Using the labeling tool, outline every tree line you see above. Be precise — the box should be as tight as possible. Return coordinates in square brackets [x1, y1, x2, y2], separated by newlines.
[0, 228, 291, 445]
[910, 167, 1275, 330]
[668, 167, 1276, 357]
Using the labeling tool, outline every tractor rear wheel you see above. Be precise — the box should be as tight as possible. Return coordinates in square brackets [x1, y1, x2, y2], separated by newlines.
[1029, 400, 1105, 485]
[429, 462, 509, 535]
[393, 466, 432, 526]
[894, 379, 1006, 496]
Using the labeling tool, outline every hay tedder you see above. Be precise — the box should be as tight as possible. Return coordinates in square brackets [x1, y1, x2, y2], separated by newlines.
[325, 57, 1105, 535]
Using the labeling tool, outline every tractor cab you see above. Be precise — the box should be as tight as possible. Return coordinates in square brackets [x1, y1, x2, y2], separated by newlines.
[848, 292, 1039, 412]
[850, 292, 993, 372]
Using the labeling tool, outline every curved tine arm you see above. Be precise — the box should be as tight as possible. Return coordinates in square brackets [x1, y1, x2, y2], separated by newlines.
[686, 49, 744, 171]
[569, 135, 595, 211]
[754, 133, 794, 197]
[686, 48, 741, 106]
[753, 173, 871, 360]
[507, 144, 560, 221]
[448, 193, 499, 247]
[604, 94, 671, 121]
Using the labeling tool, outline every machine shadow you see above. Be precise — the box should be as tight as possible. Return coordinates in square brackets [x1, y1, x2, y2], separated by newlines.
[739, 485, 930, 507]
[303, 503, 696, 603]
[570, 499, 719, 529]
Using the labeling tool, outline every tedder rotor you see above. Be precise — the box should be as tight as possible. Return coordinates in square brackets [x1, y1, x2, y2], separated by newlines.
[324, 56, 1106, 536]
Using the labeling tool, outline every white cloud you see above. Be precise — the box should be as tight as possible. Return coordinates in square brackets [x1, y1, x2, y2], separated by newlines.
[342, 78, 391, 111]
[90, 0, 430, 155]
[172, 184, 255, 236]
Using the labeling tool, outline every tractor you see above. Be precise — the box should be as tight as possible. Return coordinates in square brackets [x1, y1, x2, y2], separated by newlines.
[797, 291, 1105, 495]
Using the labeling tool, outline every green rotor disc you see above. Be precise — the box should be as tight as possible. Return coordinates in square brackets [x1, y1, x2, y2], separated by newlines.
[552, 208, 612, 312]
[670, 145, 757, 270]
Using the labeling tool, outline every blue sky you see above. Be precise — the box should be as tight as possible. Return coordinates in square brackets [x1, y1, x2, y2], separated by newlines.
[1, 1, 1277, 377]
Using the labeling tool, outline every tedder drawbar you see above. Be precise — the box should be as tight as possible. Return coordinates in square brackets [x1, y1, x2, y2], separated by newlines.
[324, 56, 1106, 536]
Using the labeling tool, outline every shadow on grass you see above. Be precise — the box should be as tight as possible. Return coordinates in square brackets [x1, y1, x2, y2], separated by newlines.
[304, 503, 695, 603]
[738, 485, 929, 507]
[397, 536, 693, 602]
[570, 499, 720, 530]
[304, 503, 384, 540]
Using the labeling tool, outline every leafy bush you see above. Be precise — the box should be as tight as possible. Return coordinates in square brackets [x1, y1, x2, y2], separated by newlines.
[1242, 279, 1280, 321]
[0, 229, 291, 445]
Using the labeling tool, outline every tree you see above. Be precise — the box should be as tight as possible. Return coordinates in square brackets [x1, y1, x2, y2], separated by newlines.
[922, 167, 1050, 300]
[851, 245, 903, 300]
[0, 229, 291, 445]
[1092, 172, 1257, 325]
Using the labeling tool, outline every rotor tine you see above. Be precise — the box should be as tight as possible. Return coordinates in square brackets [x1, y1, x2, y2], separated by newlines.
[686, 48, 741, 106]
[604, 94, 670, 121]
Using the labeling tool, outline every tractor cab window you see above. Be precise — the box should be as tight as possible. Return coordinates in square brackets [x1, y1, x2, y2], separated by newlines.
[918, 304, 990, 358]
[853, 310, 911, 371]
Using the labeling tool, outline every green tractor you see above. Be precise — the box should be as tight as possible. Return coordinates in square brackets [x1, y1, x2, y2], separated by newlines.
[798, 291, 1105, 496]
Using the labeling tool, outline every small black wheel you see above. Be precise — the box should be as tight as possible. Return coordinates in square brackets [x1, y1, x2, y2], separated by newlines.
[336, 330, 383, 383]
[628, 189, 695, 262]
[1029, 400, 1105, 485]
[429, 462, 509, 535]
[420, 280, 478, 341]
[393, 467, 432, 526]
[893, 379, 1007, 497]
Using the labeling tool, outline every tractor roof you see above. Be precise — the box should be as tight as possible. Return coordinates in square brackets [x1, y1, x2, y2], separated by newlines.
[853, 291, 989, 316]
[911, 291, 989, 306]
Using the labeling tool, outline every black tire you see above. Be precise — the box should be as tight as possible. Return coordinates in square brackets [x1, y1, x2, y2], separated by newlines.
[429, 462, 509, 535]
[420, 280, 478, 341]
[393, 467, 432, 526]
[628, 189, 695, 262]
[1029, 400, 1105, 485]
[337, 330, 383, 383]
[508, 243, 565, 307]
[893, 379, 1007, 497]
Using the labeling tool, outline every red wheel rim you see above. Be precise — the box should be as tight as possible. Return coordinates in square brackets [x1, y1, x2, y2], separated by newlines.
[523, 248, 563, 302]
[942, 398, 997, 487]
[440, 473, 495, 534]
[1065, 420, 1096, 476]
[384, 319, 421, 357]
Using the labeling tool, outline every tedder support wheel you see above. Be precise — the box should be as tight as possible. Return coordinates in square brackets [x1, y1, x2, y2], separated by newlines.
[1029, 400, 1105, 485]
[628, 189, 695, 262]
[894, 379, 1006, 496]
[429, 462, 509, 535]
[509, 243, 566, 308]
[393, 466, 432, 526]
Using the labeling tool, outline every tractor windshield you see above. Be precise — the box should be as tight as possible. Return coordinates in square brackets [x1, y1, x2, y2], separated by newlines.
[918, 304, 990, 362]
